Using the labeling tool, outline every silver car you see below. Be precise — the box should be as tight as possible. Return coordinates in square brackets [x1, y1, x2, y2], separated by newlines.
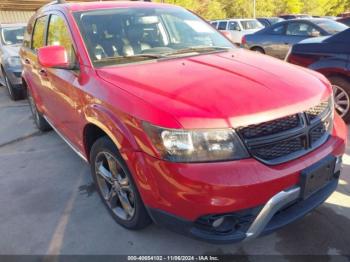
[243, 18, 348, 59]
[211, 19, 264, 44]
[0, 23, 26, 100]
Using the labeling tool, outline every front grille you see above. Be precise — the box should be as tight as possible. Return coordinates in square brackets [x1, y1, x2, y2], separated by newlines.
[310, 121, 328, 144]
[250, 137, 304, 161]
[237, 99, 332, 165]
[13, 72, 21, 78]
[238, 114, 300, 139]
[305, 100, 329, 122]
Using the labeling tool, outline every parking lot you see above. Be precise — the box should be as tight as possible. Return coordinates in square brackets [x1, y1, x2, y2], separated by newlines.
[0, 85, 350, 256]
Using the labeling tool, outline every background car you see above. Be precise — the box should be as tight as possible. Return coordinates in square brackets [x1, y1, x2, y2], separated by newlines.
[0, 23, 26, 100]
[211, 18, 264, 44]
[243, 18, 348, 59]
[337, 17, 350, 26]
[279, 14, 312, 20]
[257, 17, 284, 28]
[286, 28, 350, 122]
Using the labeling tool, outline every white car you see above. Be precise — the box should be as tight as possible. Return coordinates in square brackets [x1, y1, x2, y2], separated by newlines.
[211, 19, 264, 44]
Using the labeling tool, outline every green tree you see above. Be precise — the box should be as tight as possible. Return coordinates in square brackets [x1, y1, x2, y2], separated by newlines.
[156, 0, 226, 19]
[157, 0, 350, 18]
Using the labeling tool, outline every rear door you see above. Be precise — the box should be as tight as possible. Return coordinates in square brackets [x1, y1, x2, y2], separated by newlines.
[21, 15, 50, 113]
[261, 23, 287, 58]
[227, 21, 243, 43]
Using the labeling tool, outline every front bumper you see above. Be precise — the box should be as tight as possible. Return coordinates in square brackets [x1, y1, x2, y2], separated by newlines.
[123, 114, 347, 243]
[3, 67, 22, 86]
[148, 171, 340, 244]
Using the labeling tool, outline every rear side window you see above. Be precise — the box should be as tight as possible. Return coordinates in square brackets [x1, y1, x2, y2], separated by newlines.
[218, 21, 227, 30]
[228, 21, 240, 31]
[268, 24, 285, 35]
[32, 16, 47, 50]
[47, 15, 75, 62]
[286, 22, 319, 36]
[211, 22, 218, 29]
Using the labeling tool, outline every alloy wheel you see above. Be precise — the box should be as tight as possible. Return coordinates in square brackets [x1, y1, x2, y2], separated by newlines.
[95, 151, 136, 221]
[28, 92, 41, 124]
[333, 85, 350, 118]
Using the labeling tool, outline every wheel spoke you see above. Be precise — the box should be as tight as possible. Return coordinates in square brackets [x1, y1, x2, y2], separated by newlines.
[97, 161, 113, 184]
[117, 190, 134, 217]
[337, 100, 348, 105]
[336, 92, 346, 100]
[335, 104, 345, 113]
[106, 154, 119, 177]
[105, 187, 117, 206]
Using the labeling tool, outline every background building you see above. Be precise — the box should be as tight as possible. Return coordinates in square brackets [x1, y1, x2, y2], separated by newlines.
[0, 0, 151, 24]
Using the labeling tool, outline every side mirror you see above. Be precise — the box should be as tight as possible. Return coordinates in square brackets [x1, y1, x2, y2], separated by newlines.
[38, 45, 69, 68]
[235, 26, 241, 31]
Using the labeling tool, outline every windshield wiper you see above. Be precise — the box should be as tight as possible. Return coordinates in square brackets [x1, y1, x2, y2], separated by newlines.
[94, 53, 164, 63]
[163, 46, 231, 57]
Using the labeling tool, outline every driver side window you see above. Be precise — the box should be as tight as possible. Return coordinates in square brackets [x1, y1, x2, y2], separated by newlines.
[286, 22, 320, 37]
[47, 14, 75, 63]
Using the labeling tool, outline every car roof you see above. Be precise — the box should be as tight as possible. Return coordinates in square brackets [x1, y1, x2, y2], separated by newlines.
[211, 18, 257, 21]
[286, 18, 329, 22]
[274, 18, 332, 25]
[43, 1, 174, 12]
[227, 18, 257, 21]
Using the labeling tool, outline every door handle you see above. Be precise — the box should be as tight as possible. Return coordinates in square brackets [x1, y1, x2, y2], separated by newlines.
[24, 58, 31, 64]
[39, 69, 48, 77]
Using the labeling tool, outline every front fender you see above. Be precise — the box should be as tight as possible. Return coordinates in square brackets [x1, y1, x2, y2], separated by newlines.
[83, 103, 140, 154]
[83, 104, 161, 203]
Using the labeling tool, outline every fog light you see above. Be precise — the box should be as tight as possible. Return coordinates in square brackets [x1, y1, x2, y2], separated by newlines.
[212, 217, 225, 228]
[212, 216, 239, 233]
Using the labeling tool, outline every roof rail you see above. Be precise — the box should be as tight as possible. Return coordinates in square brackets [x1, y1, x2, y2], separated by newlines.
[40, 0, 66, 9]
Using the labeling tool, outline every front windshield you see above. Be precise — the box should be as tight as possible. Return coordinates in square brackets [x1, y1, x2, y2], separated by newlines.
[73, 7, 234, 67]
[1, 26, 25, 45]
[314, 20, 348, 34]
[240, 20, 264, 30]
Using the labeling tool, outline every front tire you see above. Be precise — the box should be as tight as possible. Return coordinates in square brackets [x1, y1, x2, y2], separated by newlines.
[329, 76, 350, 123]
[90, 136, 151, 230]
[27, 89, 52, 132]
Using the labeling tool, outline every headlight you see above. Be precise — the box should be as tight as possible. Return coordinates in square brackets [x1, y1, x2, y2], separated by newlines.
[143, 122, 249, 162]
[6, 56, 21, 67]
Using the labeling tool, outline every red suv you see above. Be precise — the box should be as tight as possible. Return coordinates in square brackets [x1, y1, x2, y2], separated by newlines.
[20, 1, 347, 243]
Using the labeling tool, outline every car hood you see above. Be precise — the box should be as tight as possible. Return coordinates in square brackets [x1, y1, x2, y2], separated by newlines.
[1, 45, 20, 57]
[96, 49, 331, 129]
